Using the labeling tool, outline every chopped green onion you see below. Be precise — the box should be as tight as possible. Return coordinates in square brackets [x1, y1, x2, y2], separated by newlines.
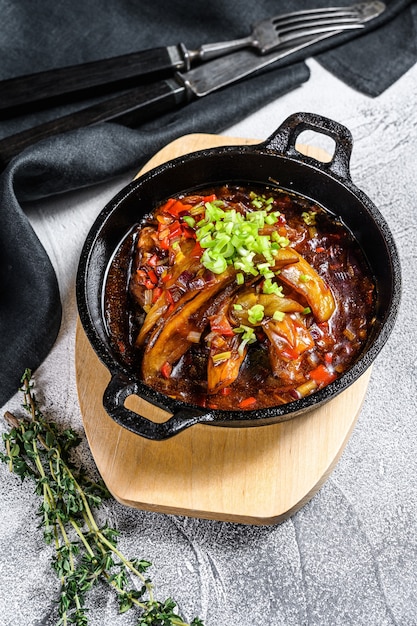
[194, 200, 291, 280]
[233, 304, 243, 311]
[189, 204, 206, 216]
[182, 215, 196, 228]
[196, 222, 214, 239]
[257, 262, 271, 272]
[234, 324, 256, 341]
[262, 279, 283, 296]
[302, 210, 317, 226]
[299, 273, 311, 283]
[271, 232, 290, 247]
[302, 307, 312, 315]
[238, 338, 249, 356]
[201, 249, 227, 274]
[234, 324, 257, 355]
[247, 304, 265, 324]
[265, 212, 278, 225]
[236, 272, 244, 285]
[273, 310, 285, 322]
[212, 351, 232, 362]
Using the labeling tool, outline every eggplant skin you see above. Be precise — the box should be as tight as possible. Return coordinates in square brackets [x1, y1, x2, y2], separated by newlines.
[279, 249, 336, 323]
[141, 268, 236, 383]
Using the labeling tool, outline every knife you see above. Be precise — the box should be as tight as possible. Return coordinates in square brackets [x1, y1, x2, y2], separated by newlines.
[0, 10, 382, 169]
[0, 1, 385, 117]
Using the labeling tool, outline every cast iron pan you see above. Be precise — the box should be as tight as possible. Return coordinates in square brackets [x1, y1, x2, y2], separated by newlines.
[76, 112, 401, 440]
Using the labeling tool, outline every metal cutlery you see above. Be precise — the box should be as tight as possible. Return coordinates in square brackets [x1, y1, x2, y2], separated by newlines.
[0, 2, 385, 116]
[0, 1, 386, 168]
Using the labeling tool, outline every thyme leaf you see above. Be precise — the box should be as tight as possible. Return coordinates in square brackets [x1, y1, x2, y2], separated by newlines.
[0, 369, 203, 626]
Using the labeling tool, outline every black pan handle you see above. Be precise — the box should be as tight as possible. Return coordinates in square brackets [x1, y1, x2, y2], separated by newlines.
[103, 373, 212, 440]
[262, 111, 353, 182]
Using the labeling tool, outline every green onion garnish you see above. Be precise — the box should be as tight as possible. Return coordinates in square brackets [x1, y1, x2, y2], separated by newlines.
[195, 202, 290, 276]
[262, 279, 283, 296]
[273, 310, 285, 322]
[247, 304, 265, 325]
[182, 215, 196, 228]
[302, 210, 317, 226]
[234, 324, 257, 356]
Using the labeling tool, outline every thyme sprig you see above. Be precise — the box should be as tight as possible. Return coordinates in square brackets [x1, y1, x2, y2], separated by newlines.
[0, 369, 203, 626]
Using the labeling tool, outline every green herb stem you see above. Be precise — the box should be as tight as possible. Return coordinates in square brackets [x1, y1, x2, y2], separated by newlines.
[1, 370, 203, 626]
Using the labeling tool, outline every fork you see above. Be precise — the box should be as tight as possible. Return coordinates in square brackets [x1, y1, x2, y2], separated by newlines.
[190, 2, 385, 61]
[0, 1, 385, 117]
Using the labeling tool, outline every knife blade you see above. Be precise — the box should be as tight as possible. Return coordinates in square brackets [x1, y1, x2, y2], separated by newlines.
[0, 4, 384, 170]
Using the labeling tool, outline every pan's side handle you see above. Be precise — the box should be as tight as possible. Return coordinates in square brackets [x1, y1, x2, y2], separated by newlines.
[103, 373, 212, 441]
[261, 112, 353, 182]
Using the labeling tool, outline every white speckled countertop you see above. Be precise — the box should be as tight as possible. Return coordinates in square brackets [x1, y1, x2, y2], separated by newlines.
[1, 58, 416, 626]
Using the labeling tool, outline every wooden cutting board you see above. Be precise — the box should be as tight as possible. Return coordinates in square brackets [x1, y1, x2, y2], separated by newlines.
[75, 133, 371, 526]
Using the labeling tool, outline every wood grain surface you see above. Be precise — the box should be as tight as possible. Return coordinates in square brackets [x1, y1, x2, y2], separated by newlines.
[75, 133, 370, 526]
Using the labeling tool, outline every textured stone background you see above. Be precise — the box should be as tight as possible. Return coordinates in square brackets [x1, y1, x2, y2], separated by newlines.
[1, 59, 416, 626]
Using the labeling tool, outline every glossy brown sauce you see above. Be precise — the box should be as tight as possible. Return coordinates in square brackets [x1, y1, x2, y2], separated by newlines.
[104, 185, 376, 410]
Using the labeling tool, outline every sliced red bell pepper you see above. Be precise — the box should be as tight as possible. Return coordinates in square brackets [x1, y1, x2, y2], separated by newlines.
[238, 396, 257, 408]
[203, 194, 217, 203]
[210, 315, 235, 337]
[161, 272, 173, 284]
[152, 286, 163, 303]
[159, 237, 170, 251]
[147, 269, 158, 284]
[161, 361, 172, 379]
[309, 364, 336, 386]
[162, 198, 193, 218]
[147, 254, 159, 267]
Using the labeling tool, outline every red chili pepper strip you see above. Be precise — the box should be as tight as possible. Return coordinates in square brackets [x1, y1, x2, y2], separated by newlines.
[161, 272, 172, 283]
[162, 199, 194, 218]
[147, 254, 159, 267]
[209, 316, 235, 337]
[203, 194, 217, 203]
[159, 237, 170, 251]
[309, 364, 336, 386]
[165, 289, 175, 304]
[160, 198, 177, 214]
[238, 396, 257, 408]
[161, 361, 172, 379]
[168, 221, 183, 240]
[147, 269, 158, 284]
[152, 287, 163, 303]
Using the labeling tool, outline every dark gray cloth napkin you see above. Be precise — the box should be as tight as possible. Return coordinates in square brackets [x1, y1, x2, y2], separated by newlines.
[0, 0, 415, 405]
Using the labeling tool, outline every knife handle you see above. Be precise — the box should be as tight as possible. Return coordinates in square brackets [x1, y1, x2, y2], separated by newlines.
[0, 78, 187, 170]
[0, 45, 188, 118]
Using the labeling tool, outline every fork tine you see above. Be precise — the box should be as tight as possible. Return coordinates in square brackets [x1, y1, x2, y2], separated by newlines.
[271, 6, 364, 28]
[278, 18, 364, 40]
[271, 13, 365, 46]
